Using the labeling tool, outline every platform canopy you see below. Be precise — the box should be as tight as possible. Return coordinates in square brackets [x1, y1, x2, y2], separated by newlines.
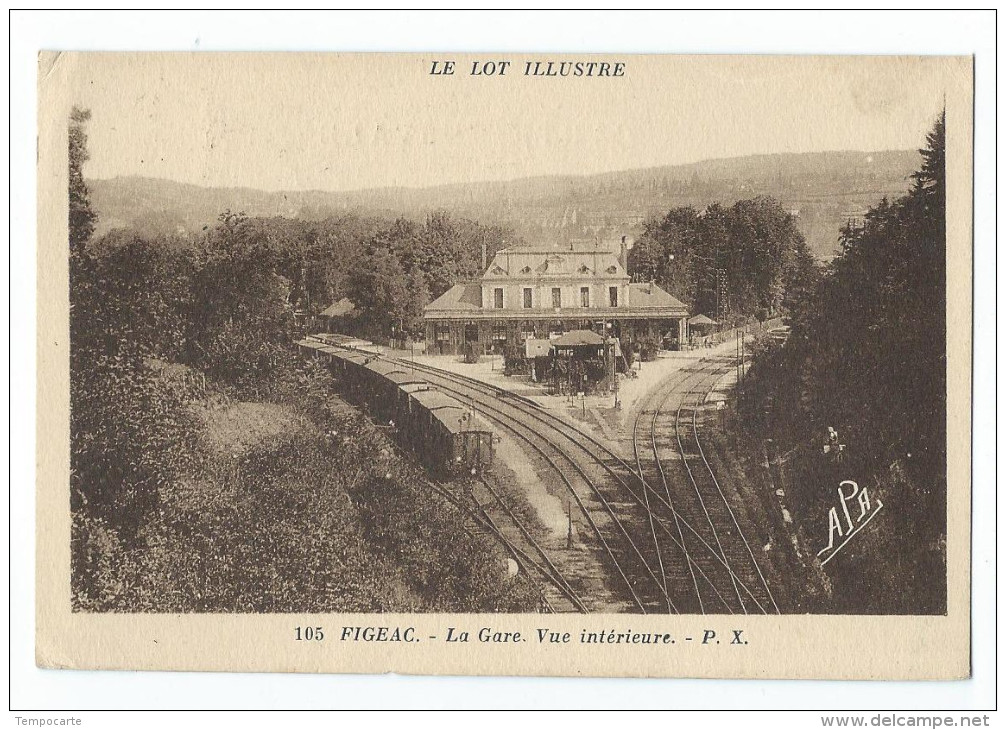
[552, 329, 606, 347]
[688, 314, 718, 326]
[320, 298, 355, 318]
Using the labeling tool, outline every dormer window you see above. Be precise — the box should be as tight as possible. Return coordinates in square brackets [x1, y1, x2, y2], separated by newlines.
[520, 266, 532, 274]
[578, 264, 591, 275]
[606, 265, 618, 274]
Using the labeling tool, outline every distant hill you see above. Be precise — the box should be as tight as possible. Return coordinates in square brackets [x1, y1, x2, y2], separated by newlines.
[88, 149, 921, 259]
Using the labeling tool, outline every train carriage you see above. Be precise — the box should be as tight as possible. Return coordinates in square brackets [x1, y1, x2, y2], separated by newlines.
[297, 338, 332, 361]
[317, 332, 374, 349]
[297, 339, 495, 474]
[383, 372, 430, 425]
[407, 388, 460, 429]
[409, 389, 495, 473]
[362, 359, 409, 414]
[361, 361, 418, 422]
[333, 351, 371, 389]
[432, 408, 495, 473]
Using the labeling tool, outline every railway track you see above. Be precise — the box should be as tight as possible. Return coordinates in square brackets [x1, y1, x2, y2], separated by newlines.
[385, 357, 676, 613]
[331, 340, 787, 614]
[425, 478, 589, 613]
[385, 355, 774, 614]
[632, 356, 780, 614]
[475, 474, 589, 613]
[370, 429, 570, 613]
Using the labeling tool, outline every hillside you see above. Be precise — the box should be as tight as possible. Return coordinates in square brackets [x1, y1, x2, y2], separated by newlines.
[89, 149, 920, 259]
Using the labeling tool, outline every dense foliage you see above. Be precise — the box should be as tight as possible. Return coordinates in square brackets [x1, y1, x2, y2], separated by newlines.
[68, 110, 537, 612]
[345, 212, 513, 338]
[68, 106, 96, 254]
[739, 114, 947, 614]
[629, 196, 817, 324]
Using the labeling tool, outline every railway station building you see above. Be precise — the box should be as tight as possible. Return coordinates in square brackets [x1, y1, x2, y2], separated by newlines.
[423, 242, 689, 356]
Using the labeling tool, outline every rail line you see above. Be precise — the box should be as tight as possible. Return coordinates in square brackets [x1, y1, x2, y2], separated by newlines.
[379, 358, 679, 612]
[680, 363, 779, 613]
[633, 355, 781, 614]
[629, 360, 759, 613]
[450, 378, 673, 612]
[476, 474, 590, 613]
[328, 339, 779, 613]
[365, 407, 584, 614]
[386, 355, 765, 613]
[424, 479, 562, 613]
[632, 364, 705, 612]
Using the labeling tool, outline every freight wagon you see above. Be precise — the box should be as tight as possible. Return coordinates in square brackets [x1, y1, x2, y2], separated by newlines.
[297, 338, 495, 474]
[406, 389, 495, 474]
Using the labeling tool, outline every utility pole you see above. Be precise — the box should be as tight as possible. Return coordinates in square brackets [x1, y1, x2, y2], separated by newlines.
[613, 337, 619, 409]
[740, 331, 745, 381]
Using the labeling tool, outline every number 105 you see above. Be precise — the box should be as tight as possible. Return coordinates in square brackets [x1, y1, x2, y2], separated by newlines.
[295, 627, 324, 641]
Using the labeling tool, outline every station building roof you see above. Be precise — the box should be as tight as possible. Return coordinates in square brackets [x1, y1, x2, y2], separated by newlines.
[627, 283, 688, 311]
[482, 247, 627, 280]
[424, 278, 687, 318]
[425, 284, 483, 313]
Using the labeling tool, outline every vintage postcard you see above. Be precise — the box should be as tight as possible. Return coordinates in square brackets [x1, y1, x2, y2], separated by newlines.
[36, 52, 973, 678]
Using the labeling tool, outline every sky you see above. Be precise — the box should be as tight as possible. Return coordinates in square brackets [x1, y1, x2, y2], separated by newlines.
[55, 53, 959, 193]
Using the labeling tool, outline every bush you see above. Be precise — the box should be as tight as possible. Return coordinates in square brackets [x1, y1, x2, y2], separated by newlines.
[72, 377, 539, 613]
[503, 342, 526, 375]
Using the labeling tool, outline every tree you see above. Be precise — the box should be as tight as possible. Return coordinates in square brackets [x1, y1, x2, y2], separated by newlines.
[69, 106, 96, 255]
[910, 109, 946, 221]
[69, 108, 200, 554]
[740, 114, 947, 614]
[629, 198, 811, 323]
[345, 242, 412, 338]
[186, 211, 296, 388]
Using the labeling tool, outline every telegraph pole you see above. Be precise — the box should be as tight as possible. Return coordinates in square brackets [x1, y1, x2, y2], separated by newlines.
[736, 328, 740, 383]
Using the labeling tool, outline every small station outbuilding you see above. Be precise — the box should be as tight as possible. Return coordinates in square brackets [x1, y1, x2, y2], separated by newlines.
[687, 313, 719, 337]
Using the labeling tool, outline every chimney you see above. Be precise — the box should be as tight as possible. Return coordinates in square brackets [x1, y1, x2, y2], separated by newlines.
[615, 236, 631, 273]
[648, 280, 653, 295]
[481, 233, 488, 272]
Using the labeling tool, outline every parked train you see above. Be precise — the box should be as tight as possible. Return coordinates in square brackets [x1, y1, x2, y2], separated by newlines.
[297, 337, 495, 475]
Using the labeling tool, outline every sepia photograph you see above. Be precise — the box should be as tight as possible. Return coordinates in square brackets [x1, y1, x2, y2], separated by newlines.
[31, 45, 976, 681]
[62, 53, 958, 617]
